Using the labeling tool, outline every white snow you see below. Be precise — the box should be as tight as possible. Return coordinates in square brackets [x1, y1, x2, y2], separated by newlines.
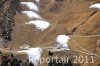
[55, 35, 70, 50]
[50, 35, 70, 51]
[35, 0, 40, 3]
[56, 35, 70, 44]
[22, 11, 42, 19]
[20, 2, 39, 12]
[26, 20, 50, 31]
[89, 3, 100, 9]
[18, 48, 42, 66]
[27, 48, 42, 66]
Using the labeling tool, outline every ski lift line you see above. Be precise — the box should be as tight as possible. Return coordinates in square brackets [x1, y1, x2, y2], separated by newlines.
[37, 34, 99, 47]
[39, 41, 55, 47]
[70, 38, 100, 57]
[36, 16, 61, 47]
[71, 38, 100, 58]
[45, 48, 100, 58]
[71, 38, 96, 55]
[43, 46, 100, 58]
[41, 47, 54, 50]
[69, 49, 100, 58]
[37, 34, 100, 47]
[1, 47, 100, 58]
[69, 35, 100, 37]
[71, 38, 100, 57]
[73, 49, 100, 57]
[68, 49, 95, 56]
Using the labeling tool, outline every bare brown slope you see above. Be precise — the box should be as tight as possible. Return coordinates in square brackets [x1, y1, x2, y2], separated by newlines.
[40, 0, 100, 66]
[7, 0, 100, 66]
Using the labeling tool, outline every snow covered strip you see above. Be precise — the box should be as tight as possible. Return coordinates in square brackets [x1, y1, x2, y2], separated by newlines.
[56, 35, 70, 44]
[18, 48, 42, 66]
[20, 2, 39, 12]
[22, 11, 42, 19]
[35, 0, 40, 4]
[89, 3, 100, 9]
[26, 20, 50, 31]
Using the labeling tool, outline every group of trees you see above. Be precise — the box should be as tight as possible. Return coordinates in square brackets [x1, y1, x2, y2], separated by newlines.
[0, 0, 21, 41]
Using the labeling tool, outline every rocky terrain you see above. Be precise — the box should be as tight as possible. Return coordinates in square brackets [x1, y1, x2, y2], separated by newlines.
[0, 0, 100, 66]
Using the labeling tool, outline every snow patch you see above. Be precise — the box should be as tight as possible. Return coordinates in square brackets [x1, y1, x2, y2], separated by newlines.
[26, 20, 50, 31]
[56, 35, 70, 44]
[22, 11, 42, 19]
[89, 3, 100, 9]
[35, 0, 40, 3]
[20, 2, 39, 12]
[27, 48, 42, 66]
[18, 48, 42, 66]
[55, 35, 70, 50]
